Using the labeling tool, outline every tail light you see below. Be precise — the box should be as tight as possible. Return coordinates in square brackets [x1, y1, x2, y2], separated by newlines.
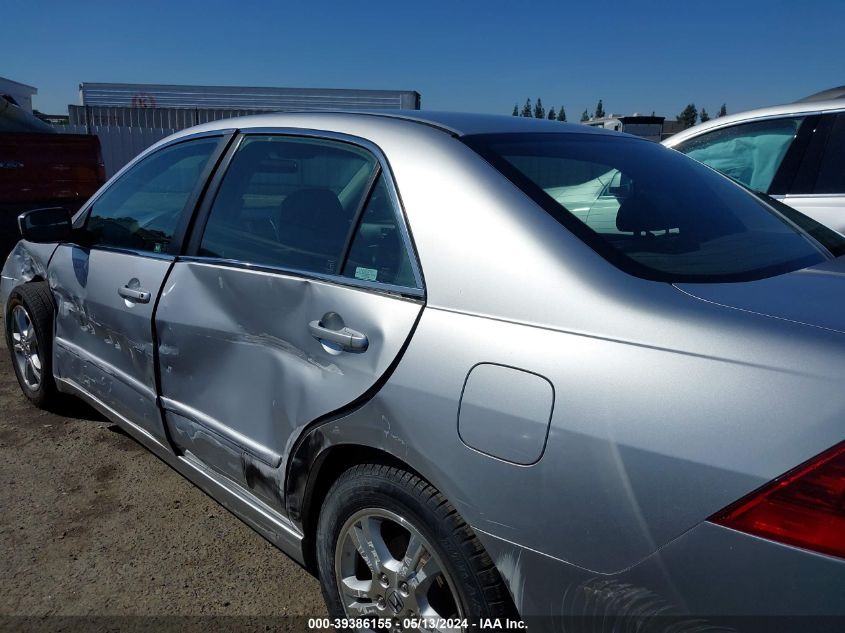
[710, 441, 845, 560]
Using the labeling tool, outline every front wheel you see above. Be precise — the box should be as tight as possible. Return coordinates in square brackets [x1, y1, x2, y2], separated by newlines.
[316, 463, 516, 630]
[5, 282, 59, 408]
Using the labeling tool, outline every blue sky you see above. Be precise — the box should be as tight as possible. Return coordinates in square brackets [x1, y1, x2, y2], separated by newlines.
[4, 0, 843, 119]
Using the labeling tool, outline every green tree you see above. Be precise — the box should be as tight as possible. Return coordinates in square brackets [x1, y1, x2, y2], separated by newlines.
[677, 103, 698, 128]
[595, 99, 605, 119]
[580, 108, 591, 122]
[547, 107, 556, 120]
[521, 99, 533, 117]
[558, 106, 567, 122]
[512, 104, 519, 116]
[718, 103, 727, 117]
[534, 97, 545, 119]
[700, 108, 711, 123]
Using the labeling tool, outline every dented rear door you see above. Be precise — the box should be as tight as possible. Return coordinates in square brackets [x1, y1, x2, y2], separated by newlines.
[154, 132, 424, 505]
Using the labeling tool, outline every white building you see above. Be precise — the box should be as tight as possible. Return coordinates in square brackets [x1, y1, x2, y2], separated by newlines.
[0, 76, 37, 113]
[582, 114, 666, 142]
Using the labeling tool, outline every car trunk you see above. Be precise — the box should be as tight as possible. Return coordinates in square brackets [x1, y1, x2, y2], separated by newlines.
[674, 256, 845, 334]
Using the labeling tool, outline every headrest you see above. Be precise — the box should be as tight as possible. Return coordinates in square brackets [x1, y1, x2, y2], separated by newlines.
[279, 188, 345, 229]
[615, 192, 678, 233]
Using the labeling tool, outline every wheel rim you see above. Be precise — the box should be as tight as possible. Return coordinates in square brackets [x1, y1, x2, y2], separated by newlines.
[335, 507, 464, 631]
[10, 305, 42, 390]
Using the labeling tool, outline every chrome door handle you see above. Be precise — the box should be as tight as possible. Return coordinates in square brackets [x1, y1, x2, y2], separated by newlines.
[118, 285, 151, 303]
[309, 312, 369, 352]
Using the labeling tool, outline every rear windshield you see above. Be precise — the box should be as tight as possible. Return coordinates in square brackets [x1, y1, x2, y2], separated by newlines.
[463, 133, 845, 283]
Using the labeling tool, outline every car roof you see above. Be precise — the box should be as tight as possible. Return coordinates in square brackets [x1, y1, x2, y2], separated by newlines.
[796, 85, 845, 103]
[664, 97, 845, 147]
[177, 109, 623, 139]
[344, 110, 621, 136]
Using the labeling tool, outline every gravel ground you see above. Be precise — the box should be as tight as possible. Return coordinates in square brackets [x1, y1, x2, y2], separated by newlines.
[0, 319, 327, 632]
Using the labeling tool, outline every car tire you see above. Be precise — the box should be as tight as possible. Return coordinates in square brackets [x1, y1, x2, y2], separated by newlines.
[5, 282, 59, 408]
[316, 462, 516, 628]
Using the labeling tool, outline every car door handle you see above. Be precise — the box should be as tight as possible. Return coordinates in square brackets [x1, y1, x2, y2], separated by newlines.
[118, 285, 151, 303]
[309, 312, 369, 353]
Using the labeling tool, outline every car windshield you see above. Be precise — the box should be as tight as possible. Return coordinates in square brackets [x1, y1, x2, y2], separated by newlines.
[463, 132, 845, 283]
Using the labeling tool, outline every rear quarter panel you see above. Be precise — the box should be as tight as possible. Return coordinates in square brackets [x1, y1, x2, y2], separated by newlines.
[296, 123, 845, 574]
[332, 299, 845, 574]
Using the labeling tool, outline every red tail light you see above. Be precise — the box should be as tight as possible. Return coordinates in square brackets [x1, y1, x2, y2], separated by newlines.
[710, 441, 845, 560]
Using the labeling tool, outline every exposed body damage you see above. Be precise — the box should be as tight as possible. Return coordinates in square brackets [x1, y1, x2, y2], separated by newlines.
[0, 240, 58, 313]
[154, 259, 423, 513]
[49, 244, 171, 442]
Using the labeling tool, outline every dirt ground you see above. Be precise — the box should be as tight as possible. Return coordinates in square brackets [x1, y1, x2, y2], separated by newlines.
[0, 319, 327, 632]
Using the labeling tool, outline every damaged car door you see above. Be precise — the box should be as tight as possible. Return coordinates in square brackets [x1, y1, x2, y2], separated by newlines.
[49, 134, 226, 443]
[154, 133, 424, 507]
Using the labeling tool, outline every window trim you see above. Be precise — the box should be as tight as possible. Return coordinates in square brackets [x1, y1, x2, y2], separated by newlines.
[182, 128, 425, 298]
[69, 129, 234, 260]
[175, 257, 423, 300]
[782, 193, 845, 200]
[337, 164, 383, 275]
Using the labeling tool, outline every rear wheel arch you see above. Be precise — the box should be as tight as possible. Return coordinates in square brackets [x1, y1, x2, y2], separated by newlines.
[293, 442, 418, 572]
[291, 441, 521, 619]
[314, 459, 520, 621]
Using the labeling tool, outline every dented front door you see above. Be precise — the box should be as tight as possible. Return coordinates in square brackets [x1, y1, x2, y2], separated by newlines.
[49, 135, 224, 444]
[50, 246, 173, 442]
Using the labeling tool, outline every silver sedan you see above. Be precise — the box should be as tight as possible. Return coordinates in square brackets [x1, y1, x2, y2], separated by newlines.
[4, 111, 845, 632]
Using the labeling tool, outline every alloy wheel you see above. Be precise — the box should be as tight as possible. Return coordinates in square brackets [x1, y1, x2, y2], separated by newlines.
[10, 305, 42, 390]
[335, 507, 464, 631]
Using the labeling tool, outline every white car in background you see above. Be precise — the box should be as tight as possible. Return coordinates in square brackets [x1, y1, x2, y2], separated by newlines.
[663, 86, 845, 233]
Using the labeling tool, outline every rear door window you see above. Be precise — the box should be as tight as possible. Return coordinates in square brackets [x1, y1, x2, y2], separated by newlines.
[199, 135, 378, 275]
[199, 135, 421, 289]
[674, 117, 804, 192]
